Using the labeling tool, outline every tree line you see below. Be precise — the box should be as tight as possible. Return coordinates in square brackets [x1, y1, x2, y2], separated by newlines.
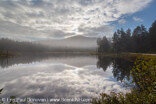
[0, 38, 52, 54]
[0, 38, 95, 54]
[97, 20, 156, 53]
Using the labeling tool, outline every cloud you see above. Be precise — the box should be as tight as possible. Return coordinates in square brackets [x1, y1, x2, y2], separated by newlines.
[118, 19, 126, 24]
[78, 25, 114, 37]
[0, 0, 152, 40]
[133, 16, 143, 22]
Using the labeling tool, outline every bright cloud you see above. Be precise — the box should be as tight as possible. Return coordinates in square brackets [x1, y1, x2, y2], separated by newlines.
[0, 0, 152, 40]
[133, 16, 143, 22]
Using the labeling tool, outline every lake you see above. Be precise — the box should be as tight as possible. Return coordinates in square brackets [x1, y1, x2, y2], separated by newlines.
[0, 53, 133, 103]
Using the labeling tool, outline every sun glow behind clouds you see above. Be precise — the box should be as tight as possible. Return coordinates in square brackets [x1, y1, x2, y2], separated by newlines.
[0, 0, 152, 40]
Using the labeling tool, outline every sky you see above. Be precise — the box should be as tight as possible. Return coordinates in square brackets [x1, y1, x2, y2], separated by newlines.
[0, 0, 155, 41]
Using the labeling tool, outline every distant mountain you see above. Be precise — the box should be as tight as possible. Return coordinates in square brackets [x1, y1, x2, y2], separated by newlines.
[37, 35, 97, 51]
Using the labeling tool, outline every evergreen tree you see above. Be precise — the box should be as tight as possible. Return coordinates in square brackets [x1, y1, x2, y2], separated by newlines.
[125, 28, 132, 52]
[112, 32, 120, 53]
[97, 36, 111, 53]
[97, 20, 156, 53]
[132, 25, 149, 52]
[149, 21, 156, 52]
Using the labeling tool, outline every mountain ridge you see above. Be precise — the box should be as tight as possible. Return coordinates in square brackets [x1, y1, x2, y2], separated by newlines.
[37, 35, 97, 51]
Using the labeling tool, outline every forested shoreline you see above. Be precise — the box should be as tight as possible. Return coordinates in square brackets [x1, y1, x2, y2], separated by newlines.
[0, 38, 95, 57]
[97, 20, 156, 53]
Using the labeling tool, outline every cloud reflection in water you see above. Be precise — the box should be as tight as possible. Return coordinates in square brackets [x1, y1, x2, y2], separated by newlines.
[0, 57, 129, 99]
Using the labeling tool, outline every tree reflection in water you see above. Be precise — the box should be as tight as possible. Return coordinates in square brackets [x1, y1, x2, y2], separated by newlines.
[97, 55, 134, 82]
[96, 56, 112, 71]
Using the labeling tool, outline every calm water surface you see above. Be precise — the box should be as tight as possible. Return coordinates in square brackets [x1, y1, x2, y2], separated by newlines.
[0, 54, 132, 103]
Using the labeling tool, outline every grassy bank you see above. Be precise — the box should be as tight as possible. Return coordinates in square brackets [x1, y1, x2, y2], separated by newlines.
[92, 56, 156, 104]
[90, 52, 156, 61]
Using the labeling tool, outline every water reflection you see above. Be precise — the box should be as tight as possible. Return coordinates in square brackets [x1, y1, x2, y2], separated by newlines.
[112, 58, 133, 82]
[0, 54, 132, 102]
[96, 55, 112, 71]
[0, 53, 96, 68]
[96, 56, 133, 82]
